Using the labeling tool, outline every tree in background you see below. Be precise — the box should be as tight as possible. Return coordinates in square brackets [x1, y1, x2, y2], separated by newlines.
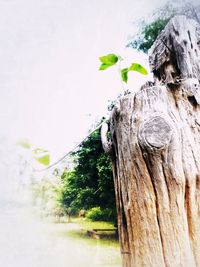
[127, 1, 200, 53]
[57, 127, 116, 222]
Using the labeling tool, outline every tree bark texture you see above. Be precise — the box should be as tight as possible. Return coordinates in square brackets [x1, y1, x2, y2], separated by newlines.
[102, 16, 200, 267]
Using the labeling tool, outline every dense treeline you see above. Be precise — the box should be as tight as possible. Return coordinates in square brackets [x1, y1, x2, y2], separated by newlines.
[57, 128, 116, 222]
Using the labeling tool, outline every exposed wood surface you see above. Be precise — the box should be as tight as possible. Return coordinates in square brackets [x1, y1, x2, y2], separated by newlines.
[102, 16, 200, 267]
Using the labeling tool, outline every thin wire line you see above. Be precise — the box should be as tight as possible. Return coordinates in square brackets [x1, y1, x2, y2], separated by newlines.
[33, 118, 108, 173]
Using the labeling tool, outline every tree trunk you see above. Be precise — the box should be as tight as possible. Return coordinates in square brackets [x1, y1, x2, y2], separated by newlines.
[102, 16, 200, 267]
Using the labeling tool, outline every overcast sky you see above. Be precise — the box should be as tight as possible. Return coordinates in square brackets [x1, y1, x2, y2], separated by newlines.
[0, 0, 170, 161]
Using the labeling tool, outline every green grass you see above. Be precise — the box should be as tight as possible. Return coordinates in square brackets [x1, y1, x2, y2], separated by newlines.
[42, 217, 122, 266]
[66, 217, 119, 245]
[72, 217, 116, 230]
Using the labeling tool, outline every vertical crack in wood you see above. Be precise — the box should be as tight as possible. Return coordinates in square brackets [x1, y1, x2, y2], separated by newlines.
[139, 145, 167, 267]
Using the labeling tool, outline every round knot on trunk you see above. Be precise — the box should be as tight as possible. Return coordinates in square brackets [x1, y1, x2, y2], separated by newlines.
[139, 116, 173, 150]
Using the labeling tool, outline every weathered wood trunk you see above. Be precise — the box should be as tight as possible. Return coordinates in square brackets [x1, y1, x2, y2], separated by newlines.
[101, 16, 200, 267]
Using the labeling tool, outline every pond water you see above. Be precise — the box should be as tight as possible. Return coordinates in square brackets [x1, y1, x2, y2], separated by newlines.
[0, 197, 121, 267]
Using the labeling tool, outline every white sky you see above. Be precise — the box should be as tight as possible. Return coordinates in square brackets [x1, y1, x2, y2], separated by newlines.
[0, 0, 168, 161]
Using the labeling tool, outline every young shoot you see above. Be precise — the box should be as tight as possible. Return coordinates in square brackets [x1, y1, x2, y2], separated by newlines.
[99, 53, 148, 85]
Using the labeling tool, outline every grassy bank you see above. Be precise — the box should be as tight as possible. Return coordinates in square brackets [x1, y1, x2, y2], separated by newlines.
[72, 217, 116, 230]
[67, 217, 119, 244]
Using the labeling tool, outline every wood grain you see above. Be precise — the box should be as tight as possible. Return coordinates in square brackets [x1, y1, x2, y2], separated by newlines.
[102, 16, 200, 267]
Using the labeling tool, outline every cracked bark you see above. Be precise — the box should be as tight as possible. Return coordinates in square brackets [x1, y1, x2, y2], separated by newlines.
[102, 16, 200, 267]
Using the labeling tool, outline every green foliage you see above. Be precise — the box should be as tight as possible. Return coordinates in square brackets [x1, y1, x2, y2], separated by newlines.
[57, 127, 116, 221]
[121, 63, 148, 83]
[34, 154, 50, 166]
[126, 2, 178, 53]
[127, 2, 200, 53]
[121, 68, 129, 83]
[86, 207, 115, 222]
[33, 148, 50, 166]
[17, 139, 50, 166]
[129, 63, 148, 75]
[128, 18, 171, 53]
[99, 53, 148, 85]
[99, 54, 119, 70]
[56, 170, 78, 215]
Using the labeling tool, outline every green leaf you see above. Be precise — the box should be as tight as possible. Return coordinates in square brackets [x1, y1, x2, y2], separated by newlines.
[129, 63, 148, 75]
[34, 154, 50, 166]
[17, 139, 31, 149]
[99, 54, 118, 70]
[99, 54, 118, 65]
[121, 68, 129, 83]
[33, 147, 50, 165]
[99, 63, 112, 70]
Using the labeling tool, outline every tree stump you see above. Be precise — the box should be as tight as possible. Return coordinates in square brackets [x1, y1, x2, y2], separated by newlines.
[101, 16, 200, 267]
